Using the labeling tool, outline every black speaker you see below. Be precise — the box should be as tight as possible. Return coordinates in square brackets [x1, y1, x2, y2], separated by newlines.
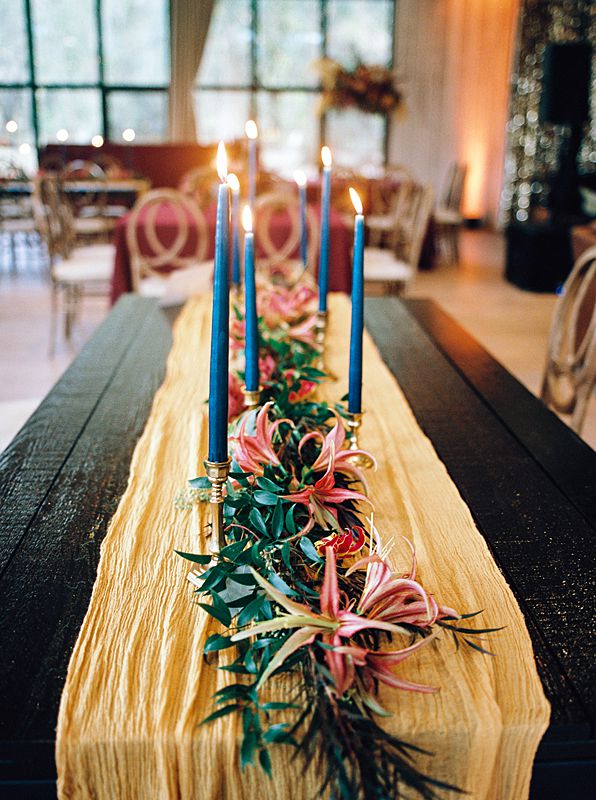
[540, 42, 591, 125]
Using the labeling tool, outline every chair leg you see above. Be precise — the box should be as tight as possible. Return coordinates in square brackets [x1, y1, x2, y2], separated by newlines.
[570, 380, 594, 435]
[49, 282, 59, 357]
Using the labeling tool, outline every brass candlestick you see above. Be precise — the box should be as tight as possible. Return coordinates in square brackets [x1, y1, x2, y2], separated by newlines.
[345, 412, 375, 469]
[315, 310, 328, 348]
[204, 457, 231, 555]
[241, 384, 263, 410]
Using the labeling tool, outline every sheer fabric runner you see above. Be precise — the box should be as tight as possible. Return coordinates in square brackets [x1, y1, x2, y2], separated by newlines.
[56, 294, 549, 799]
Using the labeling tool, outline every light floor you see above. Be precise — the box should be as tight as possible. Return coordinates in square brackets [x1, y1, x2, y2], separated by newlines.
[0, 229, 594, 451]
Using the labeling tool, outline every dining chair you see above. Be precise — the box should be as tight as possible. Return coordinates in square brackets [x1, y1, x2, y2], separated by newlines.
[434, 162, 467, 263]
[178, 166, 218, 209]
[540, 244, 596, 435]
[363, 183, 434, 295]
[59, 160, 116, 243]
[367, 179, 419, 249]
[0, 167, 38, 274]
[331, 169, 369, 223]
[32, 175, 113, 353]
[126, 188, 212, 301]
[254, 191, 319, 272]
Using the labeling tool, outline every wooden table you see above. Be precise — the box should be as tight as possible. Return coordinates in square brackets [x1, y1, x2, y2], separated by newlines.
[0, 297, 594, 799]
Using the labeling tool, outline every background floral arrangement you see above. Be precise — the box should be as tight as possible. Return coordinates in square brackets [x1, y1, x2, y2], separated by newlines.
[177, 266, 497, 799]
[315, 57, 405, 116]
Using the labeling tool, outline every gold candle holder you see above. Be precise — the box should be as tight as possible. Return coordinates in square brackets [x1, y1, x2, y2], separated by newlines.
[241, 384, 263, 410]
[204, 457, 231, 555]
[345, 412, 375, 469]
[314, 310, 328, 348]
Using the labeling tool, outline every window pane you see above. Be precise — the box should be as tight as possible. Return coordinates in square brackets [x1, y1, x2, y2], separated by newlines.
[257, 0, 321, 88]
[327, 0, 393, 68]
[0, 0, 29, 82]
[197, 0, 251, 87]
[256, 91, 319, 174]
[107, 91, 168, 142]
[0, 90, 34, 145]
[36, 89, 102, 144]
[195, 90, 251, 144]
[102, 0, 169, 86]
[326, 107, 385, 168]
[31, 0, 98, 84]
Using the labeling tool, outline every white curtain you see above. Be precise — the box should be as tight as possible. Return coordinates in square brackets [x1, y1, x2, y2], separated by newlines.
[389, 0, 520, 225]
[169, 0, 216, 141]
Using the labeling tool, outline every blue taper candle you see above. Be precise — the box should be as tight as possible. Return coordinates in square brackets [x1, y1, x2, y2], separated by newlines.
[242, 206, 259, 392]
[318, 146, 332, 312]
[246, 120, 258, 209]
[348, 188, 364, 414]
[228, 173, 241, 287]
[294, 170, 307, 267]
[208, 143, 231, 462]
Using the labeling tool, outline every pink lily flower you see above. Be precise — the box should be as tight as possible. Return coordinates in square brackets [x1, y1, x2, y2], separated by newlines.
[231, 547, 410, 693]
[229, 401, 293, 475]
[286, 313, 317, 345]
[299, 413, 376, 486]
[283, 368, 317, 404]
[228, 372, 246, 421]
[282, 445, 371, 531]
[315, 525, 367, 557]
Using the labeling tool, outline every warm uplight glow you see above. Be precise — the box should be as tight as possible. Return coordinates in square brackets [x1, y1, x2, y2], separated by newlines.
[5, 120, 18, 133]
[227, 172, 240, 192]
[242, 205, 253, 233]
[91, 135, 104, 148]
[293, 170, 306, 187]
[18, 143, 31, 155]
[245, 119, 258, 139]
[349, 187, 363, 215]
[56, 128, 69, 142]
[122, 128, 136, 142]
[217, 141, 228, 181]
[321, 146, 332, 168]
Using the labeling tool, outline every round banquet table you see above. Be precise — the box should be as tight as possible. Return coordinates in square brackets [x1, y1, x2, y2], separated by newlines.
[110, 202, 353, 304]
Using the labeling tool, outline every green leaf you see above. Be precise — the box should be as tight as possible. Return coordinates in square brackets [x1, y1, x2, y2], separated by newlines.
[299, 537, 323, 563]
[200, 704, 244, 725]
[241, 731, 257, 769]
[463, 637, 496, 657]
[237, 595, 266, 628]
[198, 592, 231, 627]
[271, 500, 284, 538]
[188, 476, 210, 489]
[219, 539, 251, 560]
[263, 723, 290, 744]
[174, 550, 212, 565]
[280, 540, 291, 569]
[285, 504, 297, 535]
[257, 477, 282, 494]
[267, 571, 298, 596]
[214, 683, 249, 703]
[259, 747, 272, 776]
[261, 701, 297, 710]
[203, 633, 235, 653]
[249, 508, 269, 537]
[253, 490, 280, 506]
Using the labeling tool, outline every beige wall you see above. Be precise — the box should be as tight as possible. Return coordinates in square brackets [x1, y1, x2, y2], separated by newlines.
[389, 0, 520, 224]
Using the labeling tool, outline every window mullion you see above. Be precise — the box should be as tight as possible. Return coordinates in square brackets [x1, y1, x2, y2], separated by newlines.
[95, 0, 108, 141]
[23, 0, 39, 148]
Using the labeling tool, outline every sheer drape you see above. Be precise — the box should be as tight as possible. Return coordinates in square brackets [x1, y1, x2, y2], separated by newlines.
[390, 0, 520, 224]
[169, 0, 216, 141]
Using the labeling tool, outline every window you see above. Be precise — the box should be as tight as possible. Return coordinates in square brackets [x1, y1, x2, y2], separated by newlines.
[0, 0, 169, 160]
[196, 0, 396, 172]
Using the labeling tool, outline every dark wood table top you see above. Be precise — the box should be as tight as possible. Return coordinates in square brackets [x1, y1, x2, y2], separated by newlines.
[0, 295, 594, 799]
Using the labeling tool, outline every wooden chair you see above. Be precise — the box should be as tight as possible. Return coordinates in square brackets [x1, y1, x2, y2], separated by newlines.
[178, 165, 218, 209]
[254, 191, 319, 272]
[126, 188, 212, 301]
[434, 162, 467, 263]
[541, 245, 596, 435]
[367, 179, 419, 249]
[364, 183, 434, 295]
[59, 160, 116, 242]
[32, 175, 113, 353]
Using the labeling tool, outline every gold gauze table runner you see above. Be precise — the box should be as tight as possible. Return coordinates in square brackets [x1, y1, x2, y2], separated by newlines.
[56, 293, 550, 799]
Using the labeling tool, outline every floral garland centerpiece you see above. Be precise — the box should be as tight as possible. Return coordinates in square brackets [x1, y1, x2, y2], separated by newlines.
[314, 57, 405, 116]
[177, 263, 498, 799]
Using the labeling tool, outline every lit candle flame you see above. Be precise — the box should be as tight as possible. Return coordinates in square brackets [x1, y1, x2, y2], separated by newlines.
[321, 146, 332, 168]
[216, 141, 228, 182]
[227, 172, 240, 192]
[242, 204, 253, 233]
[293, 169, 306, 187]
[245, 120, 258, 139]
[349, 187, 363, 215]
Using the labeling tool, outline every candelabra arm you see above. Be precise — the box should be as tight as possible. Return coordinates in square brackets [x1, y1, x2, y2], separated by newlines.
[241, 384, 263, 410]
[345, 412, 374, 469]
[204, 457, 231, 555]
